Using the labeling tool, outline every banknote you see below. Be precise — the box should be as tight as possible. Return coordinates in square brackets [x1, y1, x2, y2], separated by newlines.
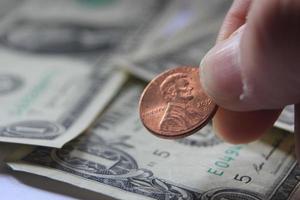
[0, 0, 170, 60]
[0, 0, 175, 147]
[115, 0, 231, 80]
[7, 83, 299, 200]
[118, 33, 216, 81]
[276, 105, 294, 133]
[125, 0, 231, 59]
[0, 49, 126, 147]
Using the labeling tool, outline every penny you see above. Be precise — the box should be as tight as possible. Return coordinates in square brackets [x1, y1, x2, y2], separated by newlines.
[139, 66, 217, 139]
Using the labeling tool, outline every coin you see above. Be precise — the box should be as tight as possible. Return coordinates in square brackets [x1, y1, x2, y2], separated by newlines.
[139, 66, 217, 139]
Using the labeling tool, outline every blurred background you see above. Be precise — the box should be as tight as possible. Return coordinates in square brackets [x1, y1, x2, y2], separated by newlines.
[0, 0, 296, 199]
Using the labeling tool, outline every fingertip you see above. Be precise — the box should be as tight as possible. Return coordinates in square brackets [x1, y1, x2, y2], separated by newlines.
[212, 108, 282, 144]
[200, 29, 244, 109]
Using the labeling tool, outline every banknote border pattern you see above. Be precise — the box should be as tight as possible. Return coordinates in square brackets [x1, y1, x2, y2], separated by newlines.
[20, 133, 300, 200]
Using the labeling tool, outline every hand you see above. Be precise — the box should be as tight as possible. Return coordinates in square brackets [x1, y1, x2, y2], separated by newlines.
[200, 0, 300, 158]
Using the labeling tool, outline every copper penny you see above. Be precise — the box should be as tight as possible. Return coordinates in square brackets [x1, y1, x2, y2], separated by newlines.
[139, 66, 217, 139]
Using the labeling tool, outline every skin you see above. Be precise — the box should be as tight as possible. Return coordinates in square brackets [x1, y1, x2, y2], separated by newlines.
[200, 0, 300, 159]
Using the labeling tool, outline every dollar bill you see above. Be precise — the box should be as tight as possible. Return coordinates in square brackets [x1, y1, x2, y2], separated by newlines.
[118, 32, 216, 81]
[120, 0, 231, 61]
[7, 83, 299, 200]
[115, 0, 232, 80]
[0, 49, 127, 147]
[0, 0, 169, 60]
[275, 105, 294, 133]
[0, 0, 175, 147]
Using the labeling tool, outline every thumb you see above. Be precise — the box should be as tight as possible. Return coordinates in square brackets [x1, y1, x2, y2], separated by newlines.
[200, 0, 300, 111]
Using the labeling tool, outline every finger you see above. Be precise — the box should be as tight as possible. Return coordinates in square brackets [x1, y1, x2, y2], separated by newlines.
[200, 0, 300, 111]
[213, 108, 282, 144]
[206, 0, 259, 143]
[217, 0, 252, 42]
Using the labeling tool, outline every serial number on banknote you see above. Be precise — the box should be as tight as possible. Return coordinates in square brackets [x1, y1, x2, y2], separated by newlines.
[207, 145, 249, 181]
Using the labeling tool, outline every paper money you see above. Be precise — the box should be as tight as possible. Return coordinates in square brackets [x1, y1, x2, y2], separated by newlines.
[0, 0, 168, 58]
[115, 0, 232, 80]
[119, 33, 216, 81]
[120, 0, 231, 61]
[276, 105, 294, 133]
[0, 49, 126, 147]
[0, 0, 174, 147]
[7, 83, 299, 200]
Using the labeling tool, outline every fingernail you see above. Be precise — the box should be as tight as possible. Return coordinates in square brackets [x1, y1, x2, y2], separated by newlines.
[200, 28, 244, 107]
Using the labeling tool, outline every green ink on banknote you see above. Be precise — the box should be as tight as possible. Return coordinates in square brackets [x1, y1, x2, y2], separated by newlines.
[13, 71, 57, 116]
[207, 145, 243, 177]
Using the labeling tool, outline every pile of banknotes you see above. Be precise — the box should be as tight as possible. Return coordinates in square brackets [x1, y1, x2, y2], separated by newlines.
[0, 0, 298, 199]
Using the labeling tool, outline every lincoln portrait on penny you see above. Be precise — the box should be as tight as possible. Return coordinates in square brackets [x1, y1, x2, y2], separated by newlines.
[159, 73, 203, 132]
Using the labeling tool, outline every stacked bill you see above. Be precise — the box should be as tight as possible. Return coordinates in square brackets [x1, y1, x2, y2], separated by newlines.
[0, 0, 297, 199]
